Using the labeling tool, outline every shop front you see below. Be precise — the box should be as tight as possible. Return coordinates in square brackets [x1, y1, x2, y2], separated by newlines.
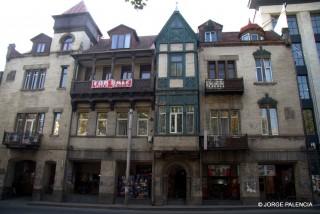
[259, 164, 296, 201]
[203, 164, 240, 201]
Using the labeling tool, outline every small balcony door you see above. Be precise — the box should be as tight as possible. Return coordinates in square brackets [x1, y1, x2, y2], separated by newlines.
[24, 118, 35, 137]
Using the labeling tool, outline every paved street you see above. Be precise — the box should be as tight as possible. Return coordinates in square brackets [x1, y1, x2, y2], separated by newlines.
[0, 199, 319, 214]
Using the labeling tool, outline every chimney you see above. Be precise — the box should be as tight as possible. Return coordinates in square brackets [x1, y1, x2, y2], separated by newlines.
[6, 43, 16, 61]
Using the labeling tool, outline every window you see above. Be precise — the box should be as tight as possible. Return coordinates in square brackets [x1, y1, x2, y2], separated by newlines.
[209, 110, 240, 136]
[23, 69, 46, 90]
[62, 36, 73, 51]
[52, 112, 62, 136]
[297, 76, 310, 100]
[316, 42, 320, 62]
[170, 106, 183, 134]
[121, 66, 132, 80]
[302, 109, 316, 135]
[208, 61, 236, 79]
[205, 31, 217, 42]
[111, 34, 131, 49]
[117, 113, 128, 136]
[96, 113, 107, 136]
[140, 64, 151, 79]
[102, 66, 112, 80]
[255, 59, 272, 82]
[260, 108, 279, 135]
[15, 113, 45, 135]
[137, 112, 148, 136]
[311, 14, 320, 34]
[241, 33, 263, 41]
[186, 106, 194, 134]
[84, 68, 91, 81]
[287, 16, 299, 35]
[170, 55, 183, 77]
[6, 70, 16, 82]
[77, 113, 88, 136]
[159, 106, 166, 134]
[291, 43, 305, 66]
[241, 33, 250, 41]
[59, 66, 68, 88]
[36, 43, 46, 53]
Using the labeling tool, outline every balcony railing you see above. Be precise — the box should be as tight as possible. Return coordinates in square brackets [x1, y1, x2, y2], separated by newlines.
[201, 135, 248, 150]
[71, 79, 154, 100]
[2, 132, 42, 149]
[205, 78, 244, 94]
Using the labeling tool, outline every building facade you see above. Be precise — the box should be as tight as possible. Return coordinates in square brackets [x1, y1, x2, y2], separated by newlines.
[249, 0, 320, 202]
[0, 1, 314, 205]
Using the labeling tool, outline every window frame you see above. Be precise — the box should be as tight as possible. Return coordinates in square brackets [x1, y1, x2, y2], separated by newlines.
[297, 76, 310, 100]
[169, 54, 183, 77]
[59, 66, 68, 88]
[62, 35, 73, 51]
[121, 65, 132, 80]
[158, 106, 166, 134]
[111, 34, 131, 49]
[36, 43, 46, 53]
[287, 15, 299, 35]
[96, 112, 108, 136]
[186, 106, 194, 134]
[23, 69, 46, 90]
[291, 43, 305, 66]
[137, 112, 149, 136]
[255, 58, 273, 82]
[302, 109, 316, 135]
[77, 112, 88, 136]
[117, 112, 128, 136]
[311, 14, 320, 34]
[169, 106, 183, 134]
[52, 112, 62, 136]
[205, 31, 217, 42]
[140, 64, 151, 80]
[102, 66, 112, 80]
[209, 110, 240, 136]
[260, 107, 279, 136]
[207, 60, 237, 79]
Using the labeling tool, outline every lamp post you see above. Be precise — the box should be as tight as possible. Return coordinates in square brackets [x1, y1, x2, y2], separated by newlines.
[124, 108, 133, 205]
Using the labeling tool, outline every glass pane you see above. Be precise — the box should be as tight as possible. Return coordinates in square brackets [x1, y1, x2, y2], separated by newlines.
[77, 119, 88, 136]
[141, 71, 151, 79]
[220, 111, 229, 136]
[97, 120, 107, 136]
[118, 35, 125, 48]
[111, 35, 118, 49]
[118, 120, 127, 136]
[53, 112, 61, 135]
[303, 110, 316, 135]
[186, 112, 194, 134]
[159, 112, 166, 134]
[177, 114, 183, 133]
[124, 34, 131, 48]
[170, 114, 175, 133]
[227, 61, 235, 79]
[260, 109, 269, 135]
[269, 108, 279, 135]
[208, 62, 216, 79]
[230, 111, 239, 135]
[218, 62, 225, 79]
[138, 120, 148, 136]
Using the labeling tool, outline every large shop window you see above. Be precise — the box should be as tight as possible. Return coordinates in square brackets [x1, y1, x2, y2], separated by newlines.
[96, 113, 107, 136]
[117, 113, 128, 136]
[77, 112, 88, 136]
[23, 69, 46, 90]
[137, 112, 148, 136]
[15, 113, 45, 135]
[208, 61, 236, 79]
[203, 165, 240, 200]
[170, 106, 183, 134]
[158, 106, 166, 134]
[209, 110, 240, 136]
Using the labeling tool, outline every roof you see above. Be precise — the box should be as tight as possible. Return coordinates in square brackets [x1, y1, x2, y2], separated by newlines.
[239, 21, 264, 35]
[82, 35, 156, 54]
[198, 19, 223, 29]
[248, 0, 319, 9]
[30, 33, 52, 41]
[63, 1, 88, 14]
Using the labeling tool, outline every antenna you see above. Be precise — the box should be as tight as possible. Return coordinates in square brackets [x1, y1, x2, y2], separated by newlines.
[175, 1, 179, 11]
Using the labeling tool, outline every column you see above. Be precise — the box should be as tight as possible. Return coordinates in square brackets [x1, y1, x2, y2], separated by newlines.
[52, 159, 65, 202]
[99, 160, 116, 204]
[239, 162, 260, 205]
[295, 161, 312, 201]
[32, 161, 44, 201]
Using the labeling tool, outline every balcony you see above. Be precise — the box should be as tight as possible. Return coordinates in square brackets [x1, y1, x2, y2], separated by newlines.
[205, 78, 244, 94]
[2, 132, 42, 149]
[201, 135, 248, 150]
[71, 79, 154, 103]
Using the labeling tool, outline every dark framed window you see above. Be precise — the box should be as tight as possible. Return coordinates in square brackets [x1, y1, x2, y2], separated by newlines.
[311, 14, 320, 34]
[111, 34, 131, 49]
[297, 76, 310, 100]
[302, 109, 316, 135]
[140, 64, 151, 79]
[102, 66, 112, 80]
[287, 15, 299, 35]
[205, 31, 217, 42]
[62, 35, 73, 51]
[52, 112, 62, 136]
[170, 55, 183, 77]
[291, 43, 305, 66]
[316, 42, 320, 62]
[121, 66, 132, 80]
[159, 106, 166, 134]
[36, 43, 46, 53]
[209, 110, 240, 136]
[84, 67, 91, 81]
[15, 113, 45, 135]
[6, 70, 16, 82]
[208, 61, 236, 79]
[59, 66, 68, 88]
[23, 69, 46, 90]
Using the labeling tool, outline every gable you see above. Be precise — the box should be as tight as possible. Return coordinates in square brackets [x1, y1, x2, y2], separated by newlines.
[156, 11, 197, 44]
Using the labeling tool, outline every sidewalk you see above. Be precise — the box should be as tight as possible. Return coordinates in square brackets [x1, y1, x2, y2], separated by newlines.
[28, 201, 320, 211]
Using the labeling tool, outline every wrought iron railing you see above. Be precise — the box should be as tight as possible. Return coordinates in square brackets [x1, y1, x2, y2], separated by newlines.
[2, 132, 42, 149]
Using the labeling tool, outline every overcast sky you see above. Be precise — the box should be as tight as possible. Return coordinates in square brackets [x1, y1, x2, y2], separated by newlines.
[0, 0, 254, 70]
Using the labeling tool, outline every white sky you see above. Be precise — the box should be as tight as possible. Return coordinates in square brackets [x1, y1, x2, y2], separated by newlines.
[0, 0, 254, 70]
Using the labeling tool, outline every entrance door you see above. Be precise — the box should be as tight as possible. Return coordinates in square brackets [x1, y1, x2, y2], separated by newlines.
[167, 166, 186, 200]
[12, 161, 36, 196]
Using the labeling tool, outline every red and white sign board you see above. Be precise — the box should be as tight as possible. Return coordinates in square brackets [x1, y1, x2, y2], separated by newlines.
[91, 79, 133, 89]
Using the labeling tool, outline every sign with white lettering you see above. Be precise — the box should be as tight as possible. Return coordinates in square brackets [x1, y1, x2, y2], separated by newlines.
[91, 79, 133, 89]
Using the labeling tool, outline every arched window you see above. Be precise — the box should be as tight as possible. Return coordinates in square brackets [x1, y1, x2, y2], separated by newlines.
[62, 35, 73, 51]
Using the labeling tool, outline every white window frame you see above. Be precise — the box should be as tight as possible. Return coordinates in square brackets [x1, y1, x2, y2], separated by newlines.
[205, 31, 217, 42]
[36, 43, 46, 53]
[255, 58, 273, 82]
[186, 106, 194, 134]
[111, 34, 131, 49]
[241, 33, 250, 41]
[117, 113, 128, 136]
[96, 112, 108, 136]
[159, 106, 166, 134]
[137, 112, 149, 136]
[170, 106, 183, 134]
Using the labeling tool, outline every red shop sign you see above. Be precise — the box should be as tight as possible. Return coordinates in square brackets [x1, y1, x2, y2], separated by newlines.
[91, 79, 133, 89]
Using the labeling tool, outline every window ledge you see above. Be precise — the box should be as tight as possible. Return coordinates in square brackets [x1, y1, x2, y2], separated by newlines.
[56, 87, 66, 91]
[254, 82, 277, 86]
[50, 134, 59, 137]
[20, 88, 45, 92]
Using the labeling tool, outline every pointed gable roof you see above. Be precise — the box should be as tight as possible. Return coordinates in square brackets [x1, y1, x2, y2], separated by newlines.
[198, 19, 223, 29]
[107, 24, 139, 41]
[155, 10, 197, 44]
[30, 33, 52, 42]
[63, 1, 88, 14]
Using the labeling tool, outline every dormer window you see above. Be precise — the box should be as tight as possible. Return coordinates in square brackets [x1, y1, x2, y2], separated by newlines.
[241, 33, 264, 41]
[111, 34, 131, 49]
[205, 31, 217, 42]
[36, 43, 46, 53]
[62, 35, 73, 51]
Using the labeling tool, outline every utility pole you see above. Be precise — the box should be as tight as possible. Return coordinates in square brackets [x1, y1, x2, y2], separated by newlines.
[124, 108, 133, 205]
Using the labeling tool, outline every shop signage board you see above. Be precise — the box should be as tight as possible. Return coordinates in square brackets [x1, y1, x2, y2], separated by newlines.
[258, 165, 276, 176]
[91, 79, 133, 89]
[208, 165, 231, 176]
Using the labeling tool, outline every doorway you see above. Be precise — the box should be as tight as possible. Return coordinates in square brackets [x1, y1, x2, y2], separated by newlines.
[12, 160, 36, 197]
[167, 165, 187, 200]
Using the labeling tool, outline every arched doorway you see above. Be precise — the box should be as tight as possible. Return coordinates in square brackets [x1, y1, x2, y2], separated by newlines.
[167, 165, 187, 200]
